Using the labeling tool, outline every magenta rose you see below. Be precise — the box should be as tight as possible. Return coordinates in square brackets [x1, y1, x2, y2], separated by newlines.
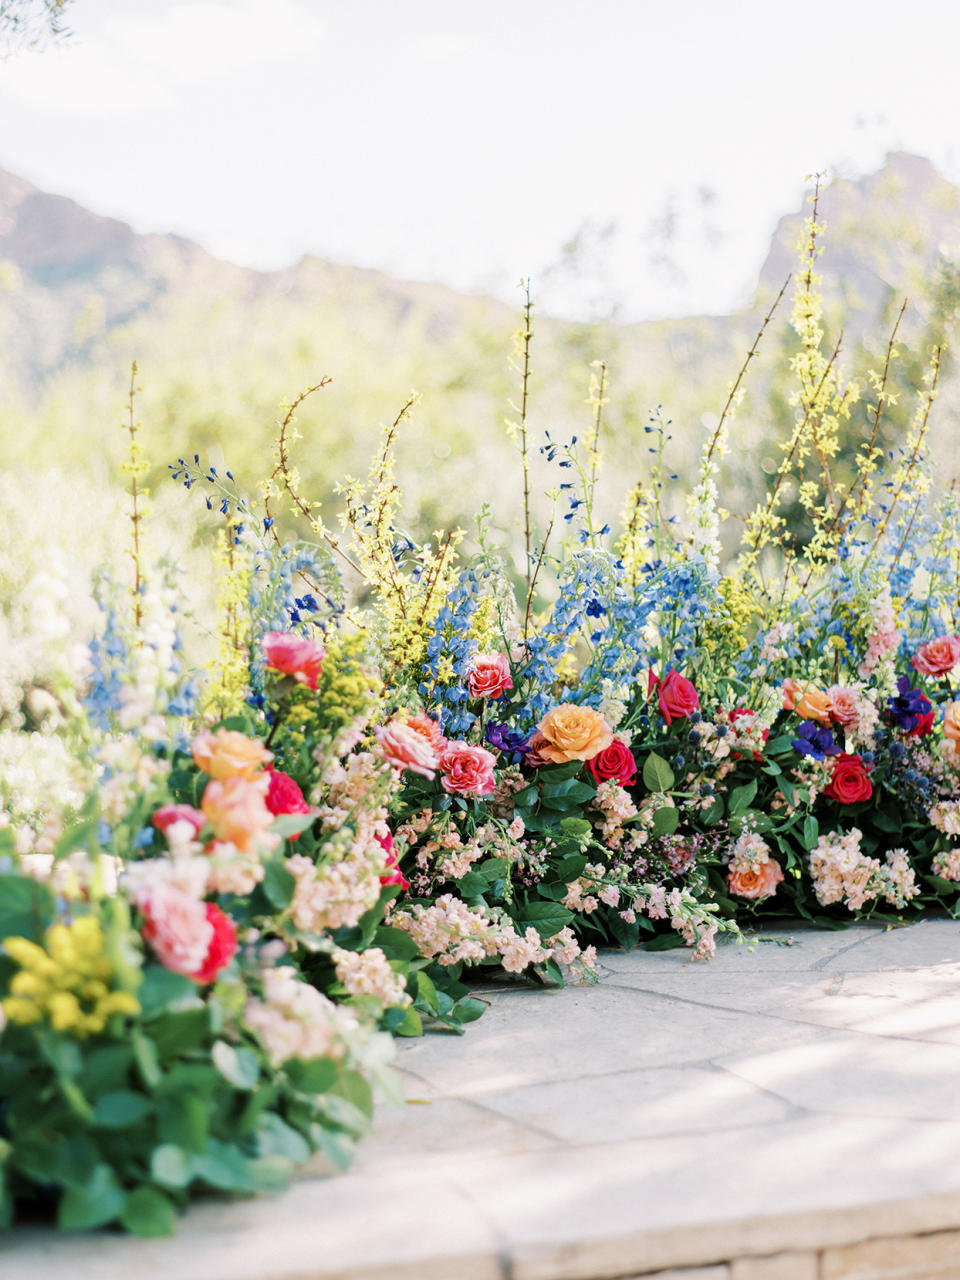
[152, 804, 206, 838]
[261, 631, 326, 690]
[912, 635, 960, 677]
[467, 652, 513, 700]
[265, 768, 311, 840]
[437, 741, 497, 796]
[586, 739, 638, 787]
[649, 668, 700, 725]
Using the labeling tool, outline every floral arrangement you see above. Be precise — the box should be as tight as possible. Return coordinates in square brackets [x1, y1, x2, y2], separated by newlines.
[2, 179, 960, 1231]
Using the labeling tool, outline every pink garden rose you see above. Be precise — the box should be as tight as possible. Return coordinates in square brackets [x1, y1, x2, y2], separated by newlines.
[467, 653, 513, 700]
[138, 882, 214, 976]
[437, 741, 498, 796]
[912, 635, 960, 677]
[261, 631, 326, 690]
[374, 720, 438, 779]
[402, 713, 446, 753]
[191, 904, 238, 984]
[649, 669, 700, 725]
[152, 804, 206, 838]
[826, 686, 860, 727]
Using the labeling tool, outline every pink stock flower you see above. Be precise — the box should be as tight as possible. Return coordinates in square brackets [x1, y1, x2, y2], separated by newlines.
[261, 631, 326, 689]
[152, 804, 206, 838]
[467, 653, 513, 700]
[375, 720, 438, 779]
[912, 635, 960, 677]
[437, 741, 497, 796]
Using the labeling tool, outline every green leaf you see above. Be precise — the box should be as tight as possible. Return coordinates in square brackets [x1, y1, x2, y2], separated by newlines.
[151, 1144, 193, 1189]
[701, 795, 724, 825]
[766, 734, 795, 754]
[269, 813, 315, 838]
[727, 779, 758, 817]
[329, 1069, 374, 1121]
[247, 1154, 294, 1193]
[512, 900, 574, 939]
[262, 859, 296, 909]
[13, 1137, 97, 1189]
[190, 1140, 252, 1192]
[312, 1126, 354, 1172]
[556, 853, 588, 881]
[645, 931, 687, 952]
[451, 997, 487, 1025]
[285, 1057, 339, 1095]
[94, 1090, 153, 1129]
[212, 1040, 260, 1091]
[132, 1030, 161, 1089]
[651, 805, 679, 837]
[802, 815, 820, 851]
[313, 1093, 370, 1136]
[391, 1006, 423, 1037]
[57, 1164, 126, 1230]
[157, 1091, 209, 1153]
[0, 873, 54, 942]
[138, 965, 201, 1017]
[256, 1113, 311, 1164]
[512, 784, 539, 808]
[642, 753, 675, 792]
[372, 925, 421, 962]
[415, 971, 439, 1014]
[559, 817, 592, 838]
[455, 871, 487, 897]
[120, 1186, 176, 1238]
[150, 1008, 210, 1059]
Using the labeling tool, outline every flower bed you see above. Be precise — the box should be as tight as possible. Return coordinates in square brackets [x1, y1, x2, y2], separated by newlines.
[2, 184, 959, 1232]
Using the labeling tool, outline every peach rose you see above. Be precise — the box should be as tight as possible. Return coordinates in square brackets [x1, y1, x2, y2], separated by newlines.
[374, 720, 438, 779]
[467, 653, 513, 700]
[944, 702, 960, 742]
[535, 703, 613, 764]
[912, 634, 960, 677]
[727, 858, 784, 900]
[781, 678, 802, 711]
[827, 686, 859, 727]
[202, 774, 276, 854]
[191, 729, 272, 781]
[795, 688, 832, 728]
[437, 741, 497, 796]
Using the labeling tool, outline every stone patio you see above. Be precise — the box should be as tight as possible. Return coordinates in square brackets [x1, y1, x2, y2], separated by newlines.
[10, 920, 960, 1279]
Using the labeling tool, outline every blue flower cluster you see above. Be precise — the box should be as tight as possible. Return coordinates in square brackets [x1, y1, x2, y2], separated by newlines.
[419, 567, 484, 735]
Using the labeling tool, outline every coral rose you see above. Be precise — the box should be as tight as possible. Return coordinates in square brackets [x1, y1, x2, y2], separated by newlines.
[727, 858, 784, 900]
[944, 702, 960, 742]
[152, 804, 206, 838]
[262, 631, 326, 689]
[824, 753, 873, 805]
[403, 713, 446, 753]
[781, 678, 802, 711]
[794, 688, 832, 728]
[648, 669, 700, 725]
[202, 774, 276, 854]
[467, 653, 513, 700]
[826, 686, 859, 727]
[374, 720, 438, 779]
[437, 741, 498, 796]
[536, 703, 613, 763]
[191, 728, 272, 781]
[912, 634, 960, 677]
[376, 829, 410, 890]
[265, 768, 311, 840]
[586, 739, 638, 787]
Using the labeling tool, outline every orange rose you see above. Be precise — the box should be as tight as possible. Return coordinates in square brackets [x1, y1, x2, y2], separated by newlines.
[782, 678, 802, 711]
[535, 704, 613, 763]
[727, 858, 784, 900]
[944, 702, 960, 742]
[795, 687, 832, 727]
[191, 729, 272, 781]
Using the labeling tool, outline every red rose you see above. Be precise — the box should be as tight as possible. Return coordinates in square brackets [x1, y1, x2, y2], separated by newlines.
[190, 903, 238, 984]
[265, 768, 311, 839]
[649, 668, 700, 726]
[586, 739, 638, 786]
[824, 753, 873, 805]
[376, 830, 409, 890]
[905, 709, 935, 739]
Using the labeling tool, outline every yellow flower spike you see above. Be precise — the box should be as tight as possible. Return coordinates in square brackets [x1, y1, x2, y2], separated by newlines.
[99, 991, 141, 1018]
[9, 971, 47, 999]
[2, 996, 42, 1025]
[47, 992, 82, 1033]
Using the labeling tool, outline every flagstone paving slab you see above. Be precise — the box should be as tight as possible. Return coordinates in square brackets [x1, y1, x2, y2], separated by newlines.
[8, 920, 960, 1280]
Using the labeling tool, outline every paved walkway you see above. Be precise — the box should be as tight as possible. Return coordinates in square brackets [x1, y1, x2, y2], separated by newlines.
[10, 921, 960, 1279]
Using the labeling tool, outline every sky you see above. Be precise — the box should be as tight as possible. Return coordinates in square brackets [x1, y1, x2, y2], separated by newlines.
[2, 0, 960, 320]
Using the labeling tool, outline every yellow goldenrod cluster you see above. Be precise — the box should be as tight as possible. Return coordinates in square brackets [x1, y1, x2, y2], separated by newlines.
[700, 573, 759, 658]
[311, 631, 383, 742]
[202, 525, 253, 720]
[3, 916, 140, 1037]
[468, 594, 500, 652]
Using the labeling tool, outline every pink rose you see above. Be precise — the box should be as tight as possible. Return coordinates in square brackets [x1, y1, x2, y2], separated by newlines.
[649, 669, 700, 725]
[191, 904, 238, 984]
[138, 882, 214, 976]
[826, 686, 859, 727]
[467, 653, 513, 700]
[727, 859, 784, 900]
[261, 631, 326, 690]
[265, 768, 311, 840]
[586, 739, 638, 786]
[437, 741, 497, 796]
[152, 804, 206, 838]
[912, 635, 960, 677]
[403, 713, 446, 753]
[202, 775, 276, 854]
[375, 720, 438, 779]
[376, 829, 410, 890]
